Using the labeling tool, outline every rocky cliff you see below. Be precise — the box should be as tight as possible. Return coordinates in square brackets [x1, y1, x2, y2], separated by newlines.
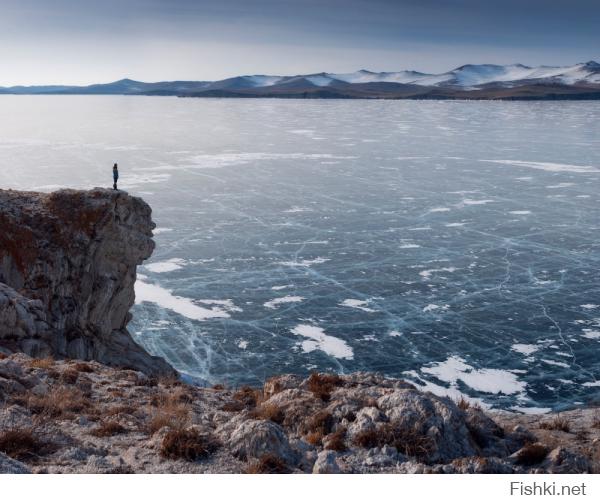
[0, 188, 173, 376]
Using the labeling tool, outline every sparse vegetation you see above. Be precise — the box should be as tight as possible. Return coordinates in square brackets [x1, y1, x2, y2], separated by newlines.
[29, 357, 54, 369]
[246, 454, 290, 474]
[539, 416, 571, 433]
[60, 368, 79, 384]
[146, 391, 193, 434]
[72, 362, 95, 373]
[0, 428, 51, 461]
[457, 397, 471, 410]
[515, 443, 549, 466]
[250, 402, 285, 424]
[233, 386, 263, 408]
[353, 422, 434, 460]
[324, 428, 347, 452]
[17, 385, 93, 418]
[307, 373, 343, 402]
[90, 421, 127, 437]
[159, 428, 219, 461]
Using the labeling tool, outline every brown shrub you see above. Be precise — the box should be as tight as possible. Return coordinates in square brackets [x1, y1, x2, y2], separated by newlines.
[29, 357, 55, 369]
[353, 422, 434, 460]
[20, 386, 93, 418]
[246, 454, 290, 474]
[0, 428, 52, 461]
[72, 362, 95, 373]
[304, 410, 334, 436]
[539, 416, 571, 433]
[0, 352, 7, 359]
[456, 397, 471, 410]
[212, 384, 225, 391]
[307, 373, 343, 402]
[592, 414, 600, 429]
[515, 443, 549, 466]
[135, 376, 158, 387]
[233, 386, 263, 408]
[220, 401, 245, 412]
[90, 421, 127, 437]
[324, 428, 347, 452]
[353, 427, 380, 449]
[146, 392, 192, 434]
[250, 403, 285, 424]
[60, 369, 79, 384]
[304, 431, 324, 446]
[159, 428, 219, 461]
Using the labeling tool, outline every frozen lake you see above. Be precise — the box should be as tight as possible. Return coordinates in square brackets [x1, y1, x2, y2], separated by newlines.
[1, 95, 600, 411]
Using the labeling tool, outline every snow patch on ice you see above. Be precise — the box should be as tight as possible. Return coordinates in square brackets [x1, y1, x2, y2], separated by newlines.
[420, 356, 526, 395]
[292, 324, 354, 360]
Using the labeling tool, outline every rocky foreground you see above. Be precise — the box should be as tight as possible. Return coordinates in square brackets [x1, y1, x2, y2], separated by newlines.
[1, 188, 599, 474]
[0, 353, 599, 474]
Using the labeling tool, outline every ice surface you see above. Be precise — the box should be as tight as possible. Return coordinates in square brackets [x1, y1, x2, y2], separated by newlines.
[2, 96, 600, 410]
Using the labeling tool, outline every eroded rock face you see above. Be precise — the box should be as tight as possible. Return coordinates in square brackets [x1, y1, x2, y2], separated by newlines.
[0, 188, 173, 376]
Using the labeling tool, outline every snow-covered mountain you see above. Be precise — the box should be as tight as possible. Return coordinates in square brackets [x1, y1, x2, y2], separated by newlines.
[267, 61, 600, 89]
[1, 61, 599, 99]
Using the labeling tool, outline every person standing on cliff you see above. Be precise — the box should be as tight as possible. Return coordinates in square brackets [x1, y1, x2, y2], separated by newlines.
[112, 163, 119, 190]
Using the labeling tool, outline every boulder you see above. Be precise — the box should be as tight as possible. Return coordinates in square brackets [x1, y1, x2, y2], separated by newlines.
[376, 389, 476, 462]
[312, 450, 341, 474]
[0, 452, 31, 474]
[227, 419, 296, 464]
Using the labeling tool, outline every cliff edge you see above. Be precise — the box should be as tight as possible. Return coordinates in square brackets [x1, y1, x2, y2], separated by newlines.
[0, 188, 173, 376]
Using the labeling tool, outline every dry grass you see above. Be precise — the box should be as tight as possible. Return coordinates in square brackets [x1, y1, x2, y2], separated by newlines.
[233, 386, 263, 408]
[305, 431, 324, 446]
[18, 386, 93, 418]
[220, 401, 245, 412]
[159, 428, 219, 461]
[456, 397, 471, 410]
[302, 410, 334, 446]
[353, 422, 434, 460]
[146, 391, 193, 434]
[29, 356, 55, 369]
[246, 454, 290, 474]
[353, 427, 380, 449]
[249, 403, 285, 424]
[539, 416, 571, 433]
[591, 414, 600, 429]
[515, 443, 549, 466]
[60, 368, 79, 384]
[324, 428, 347, 452]
[90, 421, 127, 437]
[307, 373, 343, 402]
[0, 428, 52, 461]
[72, 362, 95, 373]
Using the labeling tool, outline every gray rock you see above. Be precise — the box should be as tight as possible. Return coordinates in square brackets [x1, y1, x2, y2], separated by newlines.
[312, 450, 341, 474]
[543, 447, 591, 474]
[228, 419, 296, 464]
[376, 389, 476, 462]
[0, 452, 31, 474]
[0, 188, 174, 377]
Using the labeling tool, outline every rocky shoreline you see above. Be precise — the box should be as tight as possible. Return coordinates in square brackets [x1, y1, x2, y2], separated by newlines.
[1, 188, 598, 474]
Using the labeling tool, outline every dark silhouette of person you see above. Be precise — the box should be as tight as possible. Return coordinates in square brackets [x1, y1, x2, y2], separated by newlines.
[112, 163, 119, 190]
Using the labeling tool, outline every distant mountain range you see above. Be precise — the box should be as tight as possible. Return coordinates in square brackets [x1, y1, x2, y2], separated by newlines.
[2, 61, 600, 100]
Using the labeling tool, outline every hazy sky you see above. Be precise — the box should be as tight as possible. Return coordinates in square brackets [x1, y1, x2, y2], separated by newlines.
[0, 0, 598, 85]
